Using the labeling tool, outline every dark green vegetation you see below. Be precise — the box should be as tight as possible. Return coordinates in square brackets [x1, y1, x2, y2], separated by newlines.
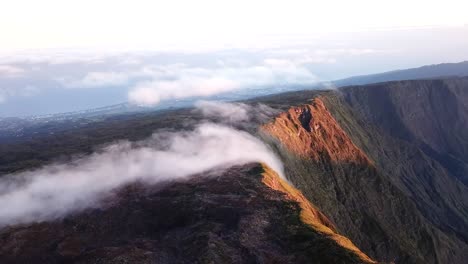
[0, 164, 369, 264]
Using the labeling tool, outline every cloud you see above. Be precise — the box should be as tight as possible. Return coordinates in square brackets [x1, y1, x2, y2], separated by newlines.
[195, 101, 251, 123]
[128, 63, 318, 106]
[0, 65, 24, 77]
[61, 71, 131, 88]
[263, 48, 385, 67]
[0, 46, 387, 114]
[129, 77, 239, 106]
[0, 123, 283, 228]
[194, 100, 280, 124]
[57, 63, 186, 89]
[0, 50, 110, 65]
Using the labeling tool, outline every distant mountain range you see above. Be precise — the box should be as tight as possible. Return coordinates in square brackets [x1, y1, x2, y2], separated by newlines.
[333, 60, 468, 86]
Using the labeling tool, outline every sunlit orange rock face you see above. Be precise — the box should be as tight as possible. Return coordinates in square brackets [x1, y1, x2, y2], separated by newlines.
[261, 165, 337, 232]
[260, 99, 378, 263]
[262, 97, 371, 166]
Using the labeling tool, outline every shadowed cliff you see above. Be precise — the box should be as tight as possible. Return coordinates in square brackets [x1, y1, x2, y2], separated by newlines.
[259, 78, 468, 263]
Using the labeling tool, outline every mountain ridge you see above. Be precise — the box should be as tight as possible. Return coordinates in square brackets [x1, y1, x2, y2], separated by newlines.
[333, 61, 468, 86]
[0, 76, 467, 263]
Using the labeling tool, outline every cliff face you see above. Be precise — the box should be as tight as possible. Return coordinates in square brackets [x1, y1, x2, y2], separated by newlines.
[261, 165, 375, 263]
[260, 85, 468, 264]
[335, 78, 468, 262]
[341, 78, 468, 184]
[262, 97, 371, 166]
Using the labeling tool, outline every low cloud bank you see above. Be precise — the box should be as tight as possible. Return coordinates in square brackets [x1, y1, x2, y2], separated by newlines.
[0, 123, 283, 228]
[128, 63, 317, 106]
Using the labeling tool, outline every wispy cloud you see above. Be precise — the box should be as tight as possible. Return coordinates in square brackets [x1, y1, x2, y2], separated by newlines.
[194, 100, 280, 124]
[0, 46, 393, 113]
[0, 123, 283, 228]
[60, 71, 131, 88]
[0, 50, 110, 65]
[0, 65, 25, 78]
[263, 48, 385, 66]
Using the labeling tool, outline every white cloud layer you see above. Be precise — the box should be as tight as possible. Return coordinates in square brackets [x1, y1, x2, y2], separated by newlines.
[128, 63, 318, 106]
[0, 123, 283, 228]
[61, 71, 131, 88]
[0, 65, 24, 77]
[194, 100, 280, 125]
[195, 101, 251, 123]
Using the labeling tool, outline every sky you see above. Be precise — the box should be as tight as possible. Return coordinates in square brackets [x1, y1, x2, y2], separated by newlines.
[1, 0, 467, 51]
[0, 1, 468, 116]
[2, 0, 468, 231]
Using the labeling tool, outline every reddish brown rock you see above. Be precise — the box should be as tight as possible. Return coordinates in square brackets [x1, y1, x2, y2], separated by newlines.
[262, 97, 372, 166]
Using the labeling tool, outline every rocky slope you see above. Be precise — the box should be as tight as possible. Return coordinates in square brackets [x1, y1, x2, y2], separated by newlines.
[0, 164, 373, 264]
[334, 61, 468, 86]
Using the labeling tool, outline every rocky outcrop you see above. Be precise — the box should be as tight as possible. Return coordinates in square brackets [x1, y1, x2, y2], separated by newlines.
[262, 97, 371, 166]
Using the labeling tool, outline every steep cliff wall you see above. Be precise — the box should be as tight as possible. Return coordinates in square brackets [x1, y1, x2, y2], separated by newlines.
[261, 165, 375, 263]
[333, 79, 468, 262]
[261, 94, 468, 263]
